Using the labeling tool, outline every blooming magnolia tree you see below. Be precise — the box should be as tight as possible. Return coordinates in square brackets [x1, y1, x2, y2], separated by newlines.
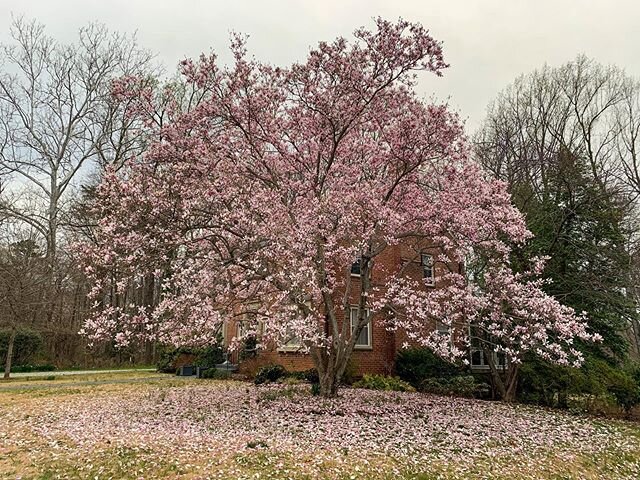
[79, 19, 599, 398]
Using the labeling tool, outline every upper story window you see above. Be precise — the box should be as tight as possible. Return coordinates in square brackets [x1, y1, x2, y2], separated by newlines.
[350, 258, 361, 277]
[350, 306, 372, 349]
[436, 320, 450, 334]
[421, 253, 435, 286]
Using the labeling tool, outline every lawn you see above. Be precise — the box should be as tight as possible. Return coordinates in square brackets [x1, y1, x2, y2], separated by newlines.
[1, 373, 639, 479]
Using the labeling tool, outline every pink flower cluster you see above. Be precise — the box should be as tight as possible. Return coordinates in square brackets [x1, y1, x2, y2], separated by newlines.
[79, 18, 597, 373]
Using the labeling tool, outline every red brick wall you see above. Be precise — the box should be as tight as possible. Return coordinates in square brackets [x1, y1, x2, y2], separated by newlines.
[227, 242, 450, 376]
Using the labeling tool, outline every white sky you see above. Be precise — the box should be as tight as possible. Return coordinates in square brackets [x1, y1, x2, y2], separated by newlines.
[1, 0, 639, 133]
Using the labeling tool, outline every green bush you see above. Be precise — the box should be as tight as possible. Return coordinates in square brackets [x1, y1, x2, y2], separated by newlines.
[195, 345, 225, 369]
[395, 348, 460, 388]
[590, 360, 640, 412]
[628, 362, 640, 386]
[289, 368, 320, 384]
[518, 354, 640, 413]
[310, 382, 321, 396]
[353, 374, 415, 392]
[0, 330, 43, 366]
[341, 358, 358, 385]
[156, 344, 224, 374]
[240, 336, 258, 360]
[10, 363, 55, 373]
[201, 368, 232, 380]
[420, 375, 489, 398]
[254, 364, 288, 384]
[518, 356, 578, 407]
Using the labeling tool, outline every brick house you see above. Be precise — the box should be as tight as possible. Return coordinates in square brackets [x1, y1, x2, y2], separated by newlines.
[221, 242, 484, 377]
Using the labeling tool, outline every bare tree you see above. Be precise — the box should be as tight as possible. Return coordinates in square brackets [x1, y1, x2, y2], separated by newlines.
[475, 56, 635, 200]
[475, 56, 640, 360]
[0, 17, 156, 365]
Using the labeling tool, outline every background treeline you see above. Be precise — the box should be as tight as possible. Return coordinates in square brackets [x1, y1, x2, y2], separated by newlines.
[472, 56, 640, 412]
[0, 18, 159, 376]
[0, 18, 639, 412]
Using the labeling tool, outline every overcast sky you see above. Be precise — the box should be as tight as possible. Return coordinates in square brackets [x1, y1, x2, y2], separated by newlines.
[1, 0, 639, 132]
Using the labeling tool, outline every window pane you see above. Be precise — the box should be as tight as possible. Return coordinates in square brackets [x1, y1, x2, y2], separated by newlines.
[351, 259, 361, 275]
[421, 254, 434, 282]
[471, 350, 482, 366]
[357, 324, 369, 346]
[436, 320, 449, 333]
[285, 335, 301, 347]
[497, 352, 506, 366]
[350, 307, 370, 347]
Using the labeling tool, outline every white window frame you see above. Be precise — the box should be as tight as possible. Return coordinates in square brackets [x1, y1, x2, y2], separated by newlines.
[470, 348, 506, 370]
[421, 253, 435, 286]
[350, 306, 372, 349]
[220, 320, 228, 346]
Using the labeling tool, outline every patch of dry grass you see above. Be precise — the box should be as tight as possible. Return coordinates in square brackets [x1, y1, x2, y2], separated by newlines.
[1, 377, 639, 479]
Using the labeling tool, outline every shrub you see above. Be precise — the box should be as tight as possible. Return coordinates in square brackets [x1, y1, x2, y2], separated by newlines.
[518, 355, 578, 407]
[289, 368, 320, 384]
[240, 336, 258, 360]
[0, 330, 43, 366]
[156, 346, 182, 373]
[195, 345, 225, 369]
[201, 368, 232, 380]
[310, 382, 321, 396]
[156, 344, 224, 374]
[518, 354, 640, 413]
[10, 364, 55, 373]
[627, 362, 640, 385]
[341, 358, 358, 385]
[395, 348, 460, 388]
[353, 374, 415, 392]
[254, 364, 288, 384]
[594, 361, 640, 412]
[420, 375, 489, 398]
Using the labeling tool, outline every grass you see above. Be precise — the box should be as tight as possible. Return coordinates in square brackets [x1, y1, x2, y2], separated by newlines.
[1, 370, 162, 386]
[0, 373, 639, 479]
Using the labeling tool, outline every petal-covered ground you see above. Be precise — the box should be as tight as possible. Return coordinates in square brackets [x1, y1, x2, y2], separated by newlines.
[1, 374, 639, 479]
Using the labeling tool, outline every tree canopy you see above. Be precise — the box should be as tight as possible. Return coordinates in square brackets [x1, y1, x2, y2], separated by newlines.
[80, 19, 598, 397]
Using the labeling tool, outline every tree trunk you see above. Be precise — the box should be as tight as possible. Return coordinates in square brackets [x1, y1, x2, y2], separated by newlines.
[319, 369, 340, 397]
[3, 330, 16, 380]
[503, 366, 519, 403]
[314, 345, 351, 398]
[486, 349, 519, 403]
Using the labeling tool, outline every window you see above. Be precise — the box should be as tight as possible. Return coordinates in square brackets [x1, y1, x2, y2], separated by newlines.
[245, 303, 263, 335]
[470, 348, 506, 370]
[236, 321, 244, 338]
[277, 303, 311, 353]
[436, 320, 450, 334]
[350, 306, 372, 349]
[421, 253, 435, 286]
[350, 258, 361, 277]
[219, 321, 228, 346]
[277, 328, 303, 352]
